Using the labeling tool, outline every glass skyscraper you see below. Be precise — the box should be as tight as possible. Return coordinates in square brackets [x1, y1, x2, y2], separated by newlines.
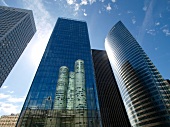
[92, 49, 131, 127]
[17, 18, 101, 127]
[0, 6, 36, 87]
[105, 21, 170, 126]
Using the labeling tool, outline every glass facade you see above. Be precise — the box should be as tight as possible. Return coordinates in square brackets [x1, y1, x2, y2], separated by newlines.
[17, 18, 101, 127]
[105, 21, 170, 127]
[92, 49, 131, 127]
[0, 6, 36, 87]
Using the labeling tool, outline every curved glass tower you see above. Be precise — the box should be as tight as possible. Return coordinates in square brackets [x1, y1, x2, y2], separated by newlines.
[105, 21, 170, 127]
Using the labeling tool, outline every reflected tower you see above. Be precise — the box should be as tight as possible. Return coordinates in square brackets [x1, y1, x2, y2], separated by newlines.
[66, 72, 75, 110]
[54, 66, 69, 109]
[105, 21, 170, 127]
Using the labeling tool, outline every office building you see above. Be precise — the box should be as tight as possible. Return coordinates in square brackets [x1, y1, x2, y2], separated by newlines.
[17, 18, 101, 127]
[105, 21, 170, 126]
[166, 79, 170, 85]
[0, 6, 36, 87]
[92, 49, 131, 127]
[0, 113, 19, 127]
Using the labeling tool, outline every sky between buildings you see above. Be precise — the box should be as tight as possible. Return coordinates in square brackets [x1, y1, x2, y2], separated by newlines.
[0, 0, 170, 116]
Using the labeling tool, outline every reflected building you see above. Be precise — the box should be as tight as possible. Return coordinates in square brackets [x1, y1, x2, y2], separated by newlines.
[92, 49, 131, 127]
[105, 21, 170, 127]
[17, 18, 101, 127]
[0, 6, 36, 87]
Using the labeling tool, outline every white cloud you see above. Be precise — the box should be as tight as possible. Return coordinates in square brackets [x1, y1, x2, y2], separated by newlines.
[74, 3, 80, 11]
[163, 29, 170, 36]
[0, 93, 10, 99]
[106, 3, 112, 11]
[143, 6, 147, 11]
[160, 25, 168, 29]
[66, 0, 76, 5]
[80, 0, 88, 5]
[167, 6, 170, 11]
[89, 0, 96, 5]
[99, 10, 101, 14]
[7, 91, 14, 94]
[147, 29, 156, 35]
[44, 0, 52, 4]
[138, 0, 154, 43]
[22, 0, 54, 67]
[155, 22, 160, 26]
[7, 96, 25, 103]
[159, 13, 162, 18]
[0, 93, 25, 115]
[111, 0, 116, 3]
[2, 85, 8, 89]
[113, 4, 118, 10]
[82, 9, 85, 12]
[0, 93, 25, 103]
[84, 12, 87, 16]
[127, 10, 133, 14]
[155, 47, 158, 51]
[0, 102, 19, 115]
[73, 11, 78, 16]
[132, 18, 136, 24]
[99, 0, 105, 2]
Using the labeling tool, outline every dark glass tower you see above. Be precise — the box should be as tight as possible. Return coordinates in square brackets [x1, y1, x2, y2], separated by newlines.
[92, 49, 131, 127]
[166, 79, 170, 85]
[105, 21, 170, 127]
[0, 6, 36, 87]
[17, 18, 101, 127]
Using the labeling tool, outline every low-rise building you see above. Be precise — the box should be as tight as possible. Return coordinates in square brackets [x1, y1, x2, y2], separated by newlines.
[0, 113, 19, 127]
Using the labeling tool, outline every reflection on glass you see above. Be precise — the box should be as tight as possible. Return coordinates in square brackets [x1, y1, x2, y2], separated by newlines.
[53, 59, 87, 126]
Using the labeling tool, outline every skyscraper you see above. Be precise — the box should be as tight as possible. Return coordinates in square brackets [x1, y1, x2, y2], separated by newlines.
[17, 18, 101, 127]
[105, 21, 170, 127]
[166, 79, 170, 85]
[92, 49, 131, 127]
[0, 6, 36, 87]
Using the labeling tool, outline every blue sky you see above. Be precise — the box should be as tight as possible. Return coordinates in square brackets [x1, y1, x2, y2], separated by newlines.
[0, 0, 170, 116]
